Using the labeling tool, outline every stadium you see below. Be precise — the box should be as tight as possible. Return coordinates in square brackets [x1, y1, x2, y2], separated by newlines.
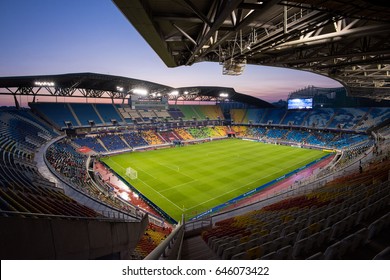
[1, 0, 390, 261]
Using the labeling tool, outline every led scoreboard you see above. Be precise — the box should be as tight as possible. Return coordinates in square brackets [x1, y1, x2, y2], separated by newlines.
[130, 95, 169, 110]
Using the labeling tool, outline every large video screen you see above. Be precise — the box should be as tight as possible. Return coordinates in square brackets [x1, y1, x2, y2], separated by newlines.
[288, 98, 313, 110]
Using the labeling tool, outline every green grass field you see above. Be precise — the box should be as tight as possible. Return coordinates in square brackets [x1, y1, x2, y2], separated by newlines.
[101, 139, 329, 222]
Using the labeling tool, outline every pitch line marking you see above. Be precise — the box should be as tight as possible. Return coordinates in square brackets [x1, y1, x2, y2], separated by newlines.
[160, 179, 198, 193]
[186, 154, 324, 211]
[185, 169, 282, 211]
[136, 177, 184, 212]
[105, 158, 183, 211]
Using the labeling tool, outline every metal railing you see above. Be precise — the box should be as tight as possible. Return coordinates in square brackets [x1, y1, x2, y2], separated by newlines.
[144, 222, 185, 260]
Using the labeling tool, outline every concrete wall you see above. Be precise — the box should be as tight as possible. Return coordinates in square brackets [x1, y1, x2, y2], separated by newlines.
[0, 215, 148, 259]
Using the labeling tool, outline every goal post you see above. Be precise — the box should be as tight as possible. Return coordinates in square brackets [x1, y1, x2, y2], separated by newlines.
[126, 167, 138, 180]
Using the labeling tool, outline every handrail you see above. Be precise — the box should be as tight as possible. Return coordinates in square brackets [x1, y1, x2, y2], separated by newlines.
[0, 210, 139, 222]
[144, 223, 184, 260]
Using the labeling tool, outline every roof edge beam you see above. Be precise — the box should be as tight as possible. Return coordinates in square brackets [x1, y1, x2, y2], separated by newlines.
[172, 23, 198, 46]
[183, 0, 212, 26]
[185, 0, 243, 65]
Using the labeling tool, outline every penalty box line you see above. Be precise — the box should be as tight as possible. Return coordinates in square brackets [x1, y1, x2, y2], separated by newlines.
[106, 158, 184, 212]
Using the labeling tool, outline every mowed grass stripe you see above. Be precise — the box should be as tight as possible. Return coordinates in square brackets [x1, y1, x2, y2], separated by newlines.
[102, 139, 329, 221]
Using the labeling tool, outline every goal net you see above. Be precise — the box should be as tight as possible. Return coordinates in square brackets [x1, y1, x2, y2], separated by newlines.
[126, 167, 138, 180]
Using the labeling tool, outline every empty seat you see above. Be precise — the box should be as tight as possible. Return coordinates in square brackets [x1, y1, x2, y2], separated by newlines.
[276, 245, 293, 260]
[304, 233, 318, 256]
[373, 246, 390, 260]
[216, 238, 240, 257]
[324, 241, 343, 260]
[246, 246, 263, 260]
[231, 251, 247, 260]
[368, 219, 386, 241]
[331, 220, 347, 240]
[306, 252, 324, 260]
[260, 251, 277, 260]
[343, 228, 368, 252]
[292, 237, 307, 259]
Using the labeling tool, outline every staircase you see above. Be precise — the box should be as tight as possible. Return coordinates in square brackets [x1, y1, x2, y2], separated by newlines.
[67, 104, 82, 126]
[91, 104, 105, 124]
[181, 235, 220, 260]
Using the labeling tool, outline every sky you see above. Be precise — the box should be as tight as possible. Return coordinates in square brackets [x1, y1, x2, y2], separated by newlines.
[0, 0, 342, 105]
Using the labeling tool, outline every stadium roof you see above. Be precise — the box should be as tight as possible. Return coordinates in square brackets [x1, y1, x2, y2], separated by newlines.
[0, 73, 272, 107]
[113, 0, 390, 100]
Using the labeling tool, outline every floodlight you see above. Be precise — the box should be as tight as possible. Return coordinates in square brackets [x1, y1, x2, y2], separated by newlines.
[34, 81, 55, 87]
[170, 90, 179, 96]
[132, 88, 148, 95]
[116, 86, 124, 92]
[219, 93, 229, 98]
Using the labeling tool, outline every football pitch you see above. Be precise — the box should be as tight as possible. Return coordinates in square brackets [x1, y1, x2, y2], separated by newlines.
[101, 139, 330, 222]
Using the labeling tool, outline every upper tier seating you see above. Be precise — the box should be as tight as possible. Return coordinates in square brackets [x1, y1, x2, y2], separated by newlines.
[246, 109, 267, 124]
[230, 109, 246, 124]
[30, 102, 389, 134]
[354, 107, 390, 131]
[30, 102, 79, 129]
[168, 108, 185, 120]
[303, 108, 335, 128]
[69, 103, 103, 126]
[328, 108, 370, 130]
[262, 109, 287, 125]
[94, 104, 123, 124]
[175, 105, 198, 120]
[231, 107, 390, 132]
[282, 110, 310, 126]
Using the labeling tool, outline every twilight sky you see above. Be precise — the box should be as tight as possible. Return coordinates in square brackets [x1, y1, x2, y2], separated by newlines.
[0, 0, 342, 105]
